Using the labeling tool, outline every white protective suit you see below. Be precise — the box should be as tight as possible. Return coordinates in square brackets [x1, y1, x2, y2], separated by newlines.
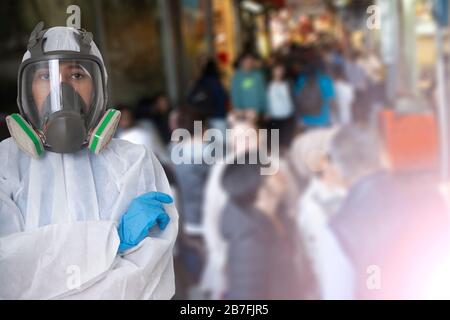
[0, 138, 178, 299]
[0, 26, 178, 300]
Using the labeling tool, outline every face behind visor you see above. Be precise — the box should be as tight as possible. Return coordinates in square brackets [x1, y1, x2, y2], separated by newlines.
[6, 22, 121, 157]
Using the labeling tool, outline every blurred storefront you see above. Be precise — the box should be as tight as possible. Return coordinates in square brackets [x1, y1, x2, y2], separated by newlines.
[101, 0, 166, 106]
[377, 0, 449, 103]
[180, 0, 210, 88]
[269, 0, 335, 48]
[237, 0, 272, 57]
[267, 0, 375, 52]
[212, 0, 240, 82]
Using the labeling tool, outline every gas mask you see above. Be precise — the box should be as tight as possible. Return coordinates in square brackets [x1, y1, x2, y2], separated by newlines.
[6, 22, 120, 158]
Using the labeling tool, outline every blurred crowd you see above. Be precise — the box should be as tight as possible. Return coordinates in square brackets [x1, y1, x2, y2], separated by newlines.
[2, 35, 449, 300]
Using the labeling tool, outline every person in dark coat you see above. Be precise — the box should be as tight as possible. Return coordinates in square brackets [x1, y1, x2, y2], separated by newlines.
[330, 170, 450, 299]
[188, 59, 228, 133]
[220, 155, 301, 299]
[323, 125, 450, 299]
[135, 93, 173, 145]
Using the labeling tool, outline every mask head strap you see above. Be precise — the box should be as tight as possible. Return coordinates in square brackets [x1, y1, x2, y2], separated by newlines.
[77, 29, 94, 54]
[27, 21, 46, 57]
[26, 22, 93, 58]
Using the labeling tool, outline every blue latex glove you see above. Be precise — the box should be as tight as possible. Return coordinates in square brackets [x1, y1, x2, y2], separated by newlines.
[118, 192, 173, 253]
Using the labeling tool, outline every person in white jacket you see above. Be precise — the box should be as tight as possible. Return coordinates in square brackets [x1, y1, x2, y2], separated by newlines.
[292, 127, 348, 298]
[0, 23, 178, 300]
[267, 63, 295, 147]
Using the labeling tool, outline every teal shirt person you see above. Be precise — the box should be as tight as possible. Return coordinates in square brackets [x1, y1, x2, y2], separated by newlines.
[231, 70, 267, 114]
[295, 73, 335, 127]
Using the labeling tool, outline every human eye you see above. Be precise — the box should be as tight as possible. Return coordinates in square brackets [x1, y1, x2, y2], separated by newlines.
[36, 70, 50, 81]
[71, 72, 85, 80]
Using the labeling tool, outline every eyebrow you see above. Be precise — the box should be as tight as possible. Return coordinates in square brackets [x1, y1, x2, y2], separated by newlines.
[65, 64, 85, 70]
[34, 64, 84, 71]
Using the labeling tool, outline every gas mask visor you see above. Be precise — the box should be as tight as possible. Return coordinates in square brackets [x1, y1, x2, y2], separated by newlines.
[19, 56, 106, 153]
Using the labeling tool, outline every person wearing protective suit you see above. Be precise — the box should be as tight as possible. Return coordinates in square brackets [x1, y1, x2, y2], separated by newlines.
[0, 23, 179, 299]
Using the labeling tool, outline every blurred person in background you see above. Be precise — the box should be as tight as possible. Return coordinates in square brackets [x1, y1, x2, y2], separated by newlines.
[231, 52, 267, 116]
[171, 106, 211, 297]
[325, 125, 450, 299]
[316, 125, 382, 299]
[136, 93, 173, 145]
[199, 110, 261, 299]
[331, 65, 355, 125]
[344, 50, 370, 123]
[267, 62, 296, 149]
[116, 105, 169, 163]
[188, 59, 228, 137]
[253, 52, 271, 81]
[322, 41, 346, 73]
[359, 49, 386, 109]
[291, 127, 348, 299]
[294, 48, 336, 129]
[116, 106, 151, 146]
[220, 154, 301, 300]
